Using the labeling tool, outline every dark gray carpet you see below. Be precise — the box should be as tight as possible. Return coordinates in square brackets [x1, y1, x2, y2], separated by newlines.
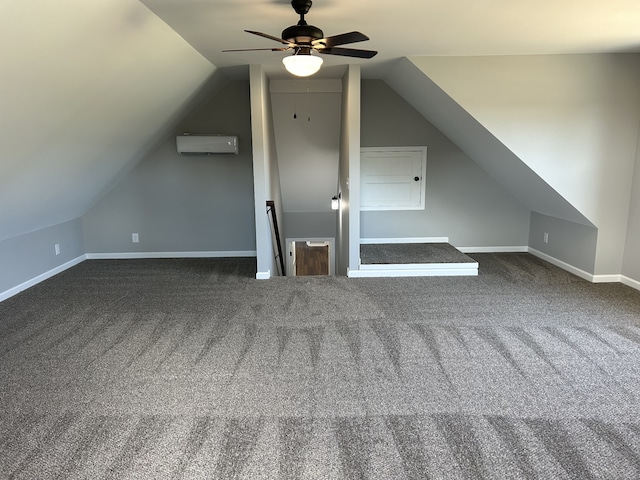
[360, 243, 476, 264]
[2, 254, 640, 479]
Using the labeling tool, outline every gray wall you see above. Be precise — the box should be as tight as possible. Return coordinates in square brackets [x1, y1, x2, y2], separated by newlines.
[529, 212, 598, 273]
[83, 81, 256, 254]
[0, 219, 85, 297]
[360, 80, 530, 248]
[0, 1, 216, 244]
[270, 80, 341, 242]
[409, 54, 640, 275]
[283, 212, 337, 240]
[623, 144, 640, 282]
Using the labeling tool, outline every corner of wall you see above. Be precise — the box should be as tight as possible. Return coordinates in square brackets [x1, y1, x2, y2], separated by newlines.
[528, 211, 597, 275]
[0, 219, 86, 302]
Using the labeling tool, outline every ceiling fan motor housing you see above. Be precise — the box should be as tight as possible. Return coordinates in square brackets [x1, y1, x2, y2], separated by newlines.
[282, 24, 324, 44]
[223, 0, 378, 62]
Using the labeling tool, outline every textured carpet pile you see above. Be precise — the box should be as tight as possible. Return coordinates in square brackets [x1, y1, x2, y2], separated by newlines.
[360, 243, 476, 265]
[1, 254, 640, 479]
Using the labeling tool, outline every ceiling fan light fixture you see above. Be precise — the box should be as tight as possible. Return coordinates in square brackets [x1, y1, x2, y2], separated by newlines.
[282, 53, 323, 77]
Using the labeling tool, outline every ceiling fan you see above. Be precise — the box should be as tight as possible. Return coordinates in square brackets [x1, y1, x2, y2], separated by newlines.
[223, 0, 378, 77]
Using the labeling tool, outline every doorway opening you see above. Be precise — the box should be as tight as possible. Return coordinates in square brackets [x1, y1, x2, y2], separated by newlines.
[287, 238, 335, 276]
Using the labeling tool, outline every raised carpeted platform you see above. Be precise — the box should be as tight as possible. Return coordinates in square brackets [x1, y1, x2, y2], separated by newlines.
[355, 242, 479, 277]
[360, 242, 477, 265]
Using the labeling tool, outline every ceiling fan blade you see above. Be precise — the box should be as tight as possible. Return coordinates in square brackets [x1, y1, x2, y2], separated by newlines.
[245, 30, 293, 46]
[317, 47, 378, 59]
[222, 47, 291, 52]
[312, 31, 369, 48]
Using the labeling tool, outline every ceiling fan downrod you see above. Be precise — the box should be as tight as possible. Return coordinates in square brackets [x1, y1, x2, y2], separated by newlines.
[282, 0, 323, 43]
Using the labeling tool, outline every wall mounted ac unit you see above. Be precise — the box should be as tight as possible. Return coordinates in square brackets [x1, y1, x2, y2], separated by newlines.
[176, 134, 239, 155]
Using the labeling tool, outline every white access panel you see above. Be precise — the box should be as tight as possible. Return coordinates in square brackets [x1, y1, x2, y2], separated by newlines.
[361, 147, 427, 210]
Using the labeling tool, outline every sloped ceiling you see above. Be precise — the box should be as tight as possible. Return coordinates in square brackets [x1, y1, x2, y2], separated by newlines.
[407, 55, 640, 229]
[383, 58, 594, 227]
[141, 0, 640, 79]
[401, 55, 640, 274]
[4, 0, 640, 243]
[0, 0, 216, 241]
[139, 0, 640, 227]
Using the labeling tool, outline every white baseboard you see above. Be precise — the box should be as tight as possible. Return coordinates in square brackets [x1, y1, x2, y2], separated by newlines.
[256, 270, 271, 280]
[526, 249, 640, 291]
[527, 248, 595, 282]
[4, 248, 636, 301]
[359, 240, 528, 253]
[457, 246, 529, 253]
[1, 251, 259, 302]
[0, 255, 86, 302]
[591, 274, 640, 291]
[591, 274, 623, 283]
[353, 260, 478, 278]
[360, 261, 478, 271]
[349, 265, 478, 278]
[360, 237, 449, 244]
[85, 251, 257, 260]
[621, 276, 640, 291]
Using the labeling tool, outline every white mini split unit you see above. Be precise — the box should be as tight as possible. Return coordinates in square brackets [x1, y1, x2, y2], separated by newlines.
[176, 134, 239, 156]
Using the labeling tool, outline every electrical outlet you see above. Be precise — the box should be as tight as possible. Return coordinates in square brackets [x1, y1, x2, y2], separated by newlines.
[132, 233, 139, 243]
[54, 243, 60, 255]
[543, 232, 549, 244]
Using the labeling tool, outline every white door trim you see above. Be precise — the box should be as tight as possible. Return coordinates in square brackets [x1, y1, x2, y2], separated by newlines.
[286, 237, 336, 276]
[360, 146, 427, 211]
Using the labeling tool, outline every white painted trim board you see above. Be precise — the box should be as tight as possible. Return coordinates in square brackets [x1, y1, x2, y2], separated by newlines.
[526, 247, 640, 291]
[360, 237, 449, 244]
[457, 246, 528, 253]
[4, 247, 638, 302]
[285, 237, 336, 277]
[1, 251, 259, 302]
[622, 276, 640, 291]
[85, 251, 256, 260]
[527, 248, 595, 282]
[256, 270, 271, 280]
[349, 266, 478, 278]
[360, 262, 478, 271]
[0, 255, 86, 302]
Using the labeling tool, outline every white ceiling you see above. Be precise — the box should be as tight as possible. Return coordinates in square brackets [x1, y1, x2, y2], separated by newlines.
[141, 0, 640, 78]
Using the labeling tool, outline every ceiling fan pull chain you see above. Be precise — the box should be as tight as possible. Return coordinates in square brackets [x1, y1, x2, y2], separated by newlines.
[307, 86, 311, 122]
[293, 81, 297, 119]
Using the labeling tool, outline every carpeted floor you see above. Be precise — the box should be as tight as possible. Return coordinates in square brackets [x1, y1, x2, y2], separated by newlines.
[360, 243, 476, 265]
[1, 254, 640, 479]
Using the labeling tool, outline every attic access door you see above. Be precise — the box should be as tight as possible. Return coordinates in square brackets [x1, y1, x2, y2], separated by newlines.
[361, 147, 427, 211]
[288, 239, 335, 276]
